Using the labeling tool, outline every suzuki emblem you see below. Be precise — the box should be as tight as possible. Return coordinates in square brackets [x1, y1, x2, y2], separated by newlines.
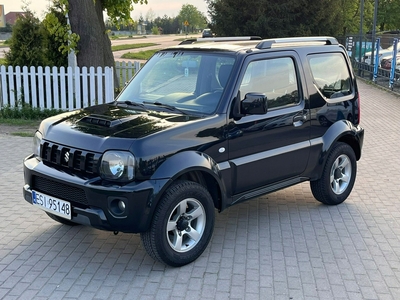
[64, 151, 70, 163]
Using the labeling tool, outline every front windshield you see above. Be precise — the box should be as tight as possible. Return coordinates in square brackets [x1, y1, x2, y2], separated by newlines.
[117, 51, 236, 115]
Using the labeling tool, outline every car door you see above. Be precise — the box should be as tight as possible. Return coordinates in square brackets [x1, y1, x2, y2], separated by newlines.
[227, 52, 310, 194]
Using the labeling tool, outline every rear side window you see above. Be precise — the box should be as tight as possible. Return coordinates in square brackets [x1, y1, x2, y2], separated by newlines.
[239, 57, 299, 110]
[308, 53, 352, 99]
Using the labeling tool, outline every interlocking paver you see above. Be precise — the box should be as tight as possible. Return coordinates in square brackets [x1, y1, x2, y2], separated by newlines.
[0, 79, 400, 299]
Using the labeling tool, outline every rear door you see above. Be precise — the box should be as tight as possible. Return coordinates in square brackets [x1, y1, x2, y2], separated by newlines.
[227, 52, 310, 194]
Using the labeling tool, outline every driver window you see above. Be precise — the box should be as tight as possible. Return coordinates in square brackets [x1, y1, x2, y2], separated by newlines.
[240, 57, 299, 109]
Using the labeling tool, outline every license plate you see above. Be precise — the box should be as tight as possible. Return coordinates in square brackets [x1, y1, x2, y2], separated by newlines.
[32, 190, 72, 220]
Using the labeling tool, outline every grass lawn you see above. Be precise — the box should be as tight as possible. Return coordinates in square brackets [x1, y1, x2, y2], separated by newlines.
[121, 49, 160, 60]
[0, 43, 158, 65]
[0, 118, 40, 137]
[111, 43, 158, 52]
[0, 118, 41, 126]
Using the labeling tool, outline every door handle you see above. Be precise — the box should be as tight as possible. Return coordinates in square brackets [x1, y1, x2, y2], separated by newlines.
[293, 114, 307, 127]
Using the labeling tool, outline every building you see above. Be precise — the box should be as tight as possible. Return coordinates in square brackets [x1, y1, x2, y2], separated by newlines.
[5, 11, 26, 26]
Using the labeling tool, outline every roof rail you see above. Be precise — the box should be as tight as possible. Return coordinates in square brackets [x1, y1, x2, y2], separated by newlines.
[256, 36, 338, 49]
[179, 36, 262, 45]
[199, 36, 262, 42]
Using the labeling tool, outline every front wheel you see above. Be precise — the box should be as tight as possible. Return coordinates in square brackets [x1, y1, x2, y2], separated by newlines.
[310, 142, 357, 205]
[141, 180, 215, 267]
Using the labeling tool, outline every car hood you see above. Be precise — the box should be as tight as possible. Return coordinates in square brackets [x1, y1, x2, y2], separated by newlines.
[39, 104, 202, 152]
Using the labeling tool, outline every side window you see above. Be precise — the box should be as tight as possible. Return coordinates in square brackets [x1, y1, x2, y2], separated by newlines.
[239, 57, 299, 109]
[308, 53, 352, 99]
[215, 58, 235, 89]
[192, 56, 235, 95]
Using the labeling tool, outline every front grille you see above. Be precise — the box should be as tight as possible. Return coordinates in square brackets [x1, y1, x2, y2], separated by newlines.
[41, 142, 101, 175]
[32, 176, 89, 206]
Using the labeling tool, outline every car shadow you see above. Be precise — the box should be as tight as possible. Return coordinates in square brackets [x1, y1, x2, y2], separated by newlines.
[8, 182, 363, 297]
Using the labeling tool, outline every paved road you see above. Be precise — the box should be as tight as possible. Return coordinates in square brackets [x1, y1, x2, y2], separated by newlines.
[0, 34, 197, 60]
[112, 34, 199, 62]
[0, 80, 400, 299]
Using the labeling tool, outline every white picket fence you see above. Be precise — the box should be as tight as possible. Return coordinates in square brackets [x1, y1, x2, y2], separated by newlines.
[115, 61, 141, 86]
[0, 61, 141, 111]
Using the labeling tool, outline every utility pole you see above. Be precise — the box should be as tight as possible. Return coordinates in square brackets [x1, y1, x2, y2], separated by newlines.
[67, 13, 77, 70]
[358, 0, 365, 75]
[370, 0, 378, 79]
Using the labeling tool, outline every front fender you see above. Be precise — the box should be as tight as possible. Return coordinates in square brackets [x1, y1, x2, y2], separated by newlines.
[149, 150, 227, 209]
[308, 120, 364, 180]
[151, 151, 220, 180]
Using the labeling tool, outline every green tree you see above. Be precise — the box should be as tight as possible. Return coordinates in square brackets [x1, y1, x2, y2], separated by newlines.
[151, 26, 160, 35]
[207, 0, 269, 36]
[335, 0, 399, 35]
[127, 18, 137, 35]
[378, 0, 400, 31]
[105, 16, 136, 32]
[288, 0, 343, 36]
[177, 4, 207, 32]
[5, 2, 74, 68]
[206, 0, 379, 38]
[5, 10, 49, 67]
[42, 5, 71, 68]
[153, 15, 180, 34]
[338, 0, 362, 37]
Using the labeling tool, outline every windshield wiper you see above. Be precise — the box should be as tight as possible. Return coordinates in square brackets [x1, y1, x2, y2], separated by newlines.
[143, 101, 188, 115]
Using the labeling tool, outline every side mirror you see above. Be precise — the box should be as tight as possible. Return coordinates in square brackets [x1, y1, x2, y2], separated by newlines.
[241, 93, 268, 115]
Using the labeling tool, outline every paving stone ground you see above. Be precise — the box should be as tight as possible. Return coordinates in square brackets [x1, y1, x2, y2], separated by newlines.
[0, 79, 399, 300]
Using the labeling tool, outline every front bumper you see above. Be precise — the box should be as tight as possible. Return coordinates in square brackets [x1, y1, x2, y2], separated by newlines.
[23, 154, 168, 233]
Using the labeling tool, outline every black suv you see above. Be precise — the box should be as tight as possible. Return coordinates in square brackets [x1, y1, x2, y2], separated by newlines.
[23, 36, 364, 267]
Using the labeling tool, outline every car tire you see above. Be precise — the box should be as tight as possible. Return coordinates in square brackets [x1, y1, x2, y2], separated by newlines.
[141, 180, 215, 267]
[46, 212, 79, 226]
[310, 142, 357, 205]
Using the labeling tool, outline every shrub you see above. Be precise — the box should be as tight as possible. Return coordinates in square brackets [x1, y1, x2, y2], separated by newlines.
[42, 8, 69, 68]
[5, 11, 49, 67]
[5, 7, 68, 68]
[0, 102, 64, 120]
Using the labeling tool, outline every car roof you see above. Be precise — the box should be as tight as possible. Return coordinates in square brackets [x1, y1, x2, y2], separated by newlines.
[166, 36, 340, 53]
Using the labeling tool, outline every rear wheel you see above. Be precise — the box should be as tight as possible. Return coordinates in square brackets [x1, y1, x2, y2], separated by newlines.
[46, 212, 79, 226]
[310, 142, 357, 205]
[141, 180, 215, 267]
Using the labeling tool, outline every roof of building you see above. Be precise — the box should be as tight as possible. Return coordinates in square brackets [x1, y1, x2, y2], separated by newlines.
[5, 12, 26, 25]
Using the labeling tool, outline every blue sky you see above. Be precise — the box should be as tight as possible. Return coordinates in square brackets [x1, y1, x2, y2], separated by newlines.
[1, 0, 208, 20]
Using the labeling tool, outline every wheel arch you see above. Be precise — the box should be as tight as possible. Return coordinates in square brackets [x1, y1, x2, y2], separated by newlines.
[150, 151, 226, 212]
[337, 132, 362, 160]
[309, 120, 363, 180]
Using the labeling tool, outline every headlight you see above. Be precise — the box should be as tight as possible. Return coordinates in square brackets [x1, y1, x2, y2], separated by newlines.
[100, 151, 135, 182]
[33, 131, 42, 158]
